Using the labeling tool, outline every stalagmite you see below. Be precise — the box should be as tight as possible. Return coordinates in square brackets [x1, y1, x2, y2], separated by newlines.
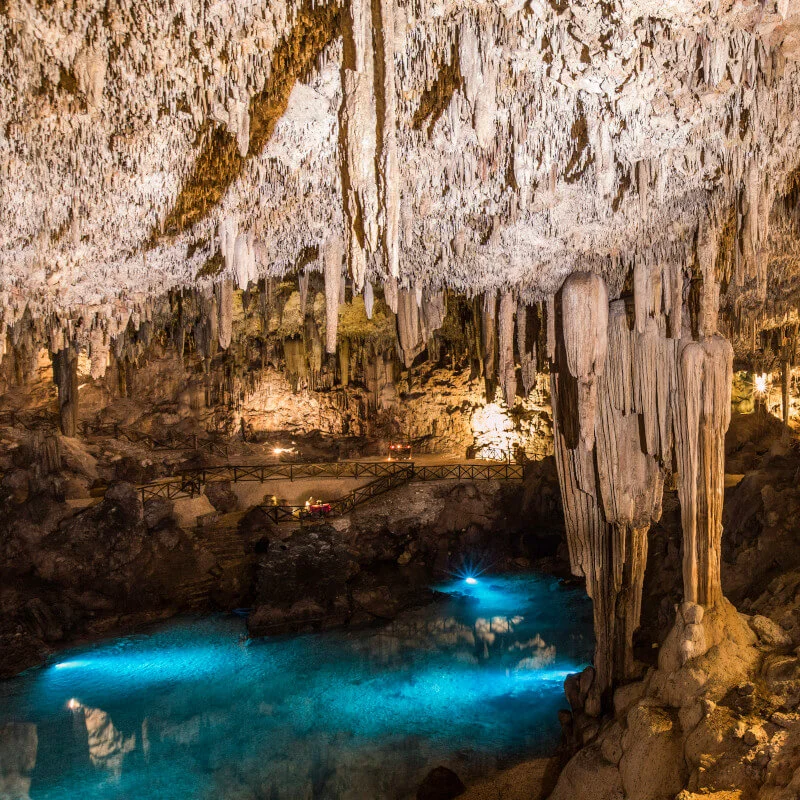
[560, 273, 608, 451]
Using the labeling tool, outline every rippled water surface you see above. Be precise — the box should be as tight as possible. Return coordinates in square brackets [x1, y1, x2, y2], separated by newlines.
[0, 573, 592, 800]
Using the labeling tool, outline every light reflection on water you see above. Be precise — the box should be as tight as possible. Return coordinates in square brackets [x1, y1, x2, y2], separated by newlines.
[0, 573, 592, 800]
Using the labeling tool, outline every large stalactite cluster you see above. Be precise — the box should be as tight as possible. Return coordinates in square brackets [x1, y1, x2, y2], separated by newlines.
[549, 259, 733, 712]
[3, 1, 800, 332]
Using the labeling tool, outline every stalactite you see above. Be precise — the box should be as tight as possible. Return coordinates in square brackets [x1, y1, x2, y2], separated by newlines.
[89, 324, 110, 381]
[376, 0, 399, 280]
[283, 337, 307, 393]
[481, 291, 498, 399]
[397, 288, 423, 368]
[498, 291, 516, 407]
[421, 291, 446, 342]
[340, 0, 378, 292]
[52, 345, 79, 437]
[546, 295, 556, 363]
[216, 279, 233, 351]
[561, 273, 608, 451]
[324, 238, 343, 354]
[338, 336, 351, 386]
[383, 276, 398, 315]
[782, 357, 791, 425]
[551, 368, 611, 714]
[364, 282, 374, 320]
[299, 270, 309, 318]
[673, 336, 733, 608]
[516, 301, 537, 397]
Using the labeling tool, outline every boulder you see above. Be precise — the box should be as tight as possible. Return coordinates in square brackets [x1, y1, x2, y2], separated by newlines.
[205, 481, 238, 514]
[143, 497, 174, 530]
[0, 722, 37, 799]
[549, 744, 623, 800]
[749, 614, 792, 648]
[620, 705, 686, 800]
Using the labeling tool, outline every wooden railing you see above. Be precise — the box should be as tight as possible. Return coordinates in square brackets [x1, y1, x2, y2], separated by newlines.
[180, 460, 409, 486]
[413, 463, 523, 481]
[137, 460, 523, 504]
[257, 465, 415, 523]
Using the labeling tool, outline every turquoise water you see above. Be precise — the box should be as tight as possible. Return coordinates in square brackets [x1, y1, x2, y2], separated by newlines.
[0, 573, 592, 800]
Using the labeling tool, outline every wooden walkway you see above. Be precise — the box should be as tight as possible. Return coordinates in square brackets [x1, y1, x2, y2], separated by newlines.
[53, 460, 524, 527]
[139, 461, 524, 504]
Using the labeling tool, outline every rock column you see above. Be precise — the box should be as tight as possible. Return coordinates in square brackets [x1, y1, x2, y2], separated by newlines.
[551, 255, 735, 709]
[52, 346, 79, 437]
[673, 336, 732, 608]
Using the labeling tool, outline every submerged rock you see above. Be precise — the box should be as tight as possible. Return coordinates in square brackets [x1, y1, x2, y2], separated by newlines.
[417, 766, 465, 800]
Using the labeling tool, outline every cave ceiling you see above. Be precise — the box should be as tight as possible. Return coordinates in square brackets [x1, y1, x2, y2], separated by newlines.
[3, 0, 800, 339]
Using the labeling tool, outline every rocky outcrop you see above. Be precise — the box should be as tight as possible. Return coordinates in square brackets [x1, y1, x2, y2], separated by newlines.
[551, 600, 761, 800]
[248, 474, 561, 637]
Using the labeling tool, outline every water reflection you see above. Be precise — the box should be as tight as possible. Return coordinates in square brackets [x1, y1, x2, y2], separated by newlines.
[0, 722, 37, 800]
[73, 704, 135, 779]
[0, 573, 592, 800]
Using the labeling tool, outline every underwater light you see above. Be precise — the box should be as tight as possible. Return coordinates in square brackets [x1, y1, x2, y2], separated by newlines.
[53, 660, 89, 670]
[465, 577, 478, 585]
[67, 698, 81, 710]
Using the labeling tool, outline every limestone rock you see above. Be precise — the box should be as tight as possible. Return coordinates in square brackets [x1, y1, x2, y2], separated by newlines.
[619, 706, 687, 800]
[548, 744, 623, 800]
[749, 614, 793, 648]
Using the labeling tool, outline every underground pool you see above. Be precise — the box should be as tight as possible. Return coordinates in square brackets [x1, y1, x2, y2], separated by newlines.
[0, 572, 593, 799]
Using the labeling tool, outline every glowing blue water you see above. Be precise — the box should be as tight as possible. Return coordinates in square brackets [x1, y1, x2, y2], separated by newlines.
[0, 573, 592, 800]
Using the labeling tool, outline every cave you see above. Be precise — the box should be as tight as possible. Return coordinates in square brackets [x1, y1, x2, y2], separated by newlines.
[3, 2, 800, 799]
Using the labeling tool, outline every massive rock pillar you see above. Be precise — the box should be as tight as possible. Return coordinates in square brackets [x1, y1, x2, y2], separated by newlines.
[551, 276, 667, 711]
[52, 346, 79, 437]
[551, 251, 736, 709]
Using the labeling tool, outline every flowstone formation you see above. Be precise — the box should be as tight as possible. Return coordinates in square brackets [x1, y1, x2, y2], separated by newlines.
[550, 261, 734, 712]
